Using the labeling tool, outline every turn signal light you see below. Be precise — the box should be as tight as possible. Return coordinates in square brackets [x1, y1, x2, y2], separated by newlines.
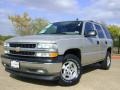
[49, 52, 58, 57]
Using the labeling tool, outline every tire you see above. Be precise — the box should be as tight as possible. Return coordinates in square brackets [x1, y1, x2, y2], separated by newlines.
[100, 51, 111, 70]
[59, 54, 82, 86]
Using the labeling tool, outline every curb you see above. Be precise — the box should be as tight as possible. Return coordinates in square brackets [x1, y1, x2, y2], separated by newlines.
[112, 56, 120, 60]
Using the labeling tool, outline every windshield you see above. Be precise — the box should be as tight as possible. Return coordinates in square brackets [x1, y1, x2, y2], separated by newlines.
[38, 21, 83, 35]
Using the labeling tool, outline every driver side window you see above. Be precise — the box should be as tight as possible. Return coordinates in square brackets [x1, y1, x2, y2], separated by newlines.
[84, 22, 94, 36]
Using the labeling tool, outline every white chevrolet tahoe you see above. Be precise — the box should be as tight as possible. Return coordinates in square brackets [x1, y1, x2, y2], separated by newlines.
[1, 20, 113, 86]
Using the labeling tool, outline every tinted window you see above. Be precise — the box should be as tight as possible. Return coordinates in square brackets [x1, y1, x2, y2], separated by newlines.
[95, 24, 105, 38]
[102, 26, 112, 39]
[84, 22, 94, 35]
[39, 21, 83, 35]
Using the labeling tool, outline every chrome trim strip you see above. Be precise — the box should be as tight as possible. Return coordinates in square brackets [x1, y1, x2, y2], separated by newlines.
[5, 47, 57, 52]
[7, 53, 36, 57]
[9, 42, 38, 44]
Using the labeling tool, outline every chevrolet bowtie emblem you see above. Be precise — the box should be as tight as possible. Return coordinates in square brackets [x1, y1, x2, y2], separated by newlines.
[14, 47, 21, 52]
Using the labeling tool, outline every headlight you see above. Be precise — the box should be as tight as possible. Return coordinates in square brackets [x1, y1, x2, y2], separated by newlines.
[37, 43, 57, 49]
[36, 43, 58, 57]
[4, 42, 9, 47]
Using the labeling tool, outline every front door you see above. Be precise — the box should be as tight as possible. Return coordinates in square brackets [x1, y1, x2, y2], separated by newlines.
[82, 22, 100, 65]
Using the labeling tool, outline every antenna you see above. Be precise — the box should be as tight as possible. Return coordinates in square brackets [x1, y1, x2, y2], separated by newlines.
[76, 18, 79, 21]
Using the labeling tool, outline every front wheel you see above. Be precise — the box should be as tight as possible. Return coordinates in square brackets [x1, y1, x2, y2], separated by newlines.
[59, 54, 82, 86]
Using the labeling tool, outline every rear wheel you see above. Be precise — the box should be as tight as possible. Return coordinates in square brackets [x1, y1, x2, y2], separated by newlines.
[100, 51, 111, 70]
[59, 54, 82, 86]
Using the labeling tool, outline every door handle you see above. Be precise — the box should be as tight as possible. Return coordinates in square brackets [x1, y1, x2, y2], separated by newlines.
[105, 41, 107, 44]
[97, 41, 99, 45]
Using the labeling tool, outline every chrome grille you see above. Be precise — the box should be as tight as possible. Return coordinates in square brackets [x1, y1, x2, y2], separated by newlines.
[8, 43, 37, 57]
[9, 50, 35, 56]
[9, 43, 36, 48]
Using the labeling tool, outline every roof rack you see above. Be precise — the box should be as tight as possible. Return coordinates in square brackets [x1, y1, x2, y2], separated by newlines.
[89, 20, 100, 24]
[89, 20, 96, 23]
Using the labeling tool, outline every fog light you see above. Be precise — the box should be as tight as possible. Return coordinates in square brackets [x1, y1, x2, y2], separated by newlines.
[3, 64, 6, 66]
[37, 70, 45, 74]
[4, 50, 9, 54]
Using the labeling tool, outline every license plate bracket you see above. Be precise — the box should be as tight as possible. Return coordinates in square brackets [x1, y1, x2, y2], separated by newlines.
[11, 60, 20, 69]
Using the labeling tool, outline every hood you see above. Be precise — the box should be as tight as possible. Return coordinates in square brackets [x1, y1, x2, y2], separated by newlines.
[6, 35, 82, 43]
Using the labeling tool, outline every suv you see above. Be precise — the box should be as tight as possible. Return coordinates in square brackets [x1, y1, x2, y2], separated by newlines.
[1, 20, 113, 86]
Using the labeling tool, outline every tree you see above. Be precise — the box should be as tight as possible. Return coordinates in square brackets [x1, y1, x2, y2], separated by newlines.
[9, 12, 48, 36]
[31, 18, 48, 34]
[108, 25, 120, 54]
[108, 25, 120, 38]
[0, 35, 13, 45]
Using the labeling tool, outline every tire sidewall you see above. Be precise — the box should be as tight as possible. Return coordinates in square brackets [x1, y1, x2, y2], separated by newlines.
[59, 54, 81, 85]
[106, 52, 111, 69]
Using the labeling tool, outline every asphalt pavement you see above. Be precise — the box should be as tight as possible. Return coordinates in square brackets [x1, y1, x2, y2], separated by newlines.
[0, 58, 120, 90]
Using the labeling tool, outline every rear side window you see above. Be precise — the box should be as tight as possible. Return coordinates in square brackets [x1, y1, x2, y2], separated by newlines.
[84, 22, 94, 35]
[95, 24, 105, 38]
[102, 26, 112, 39]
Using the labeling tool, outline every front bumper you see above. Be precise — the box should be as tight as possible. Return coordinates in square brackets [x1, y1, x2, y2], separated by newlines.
[1, 55, 63, 80]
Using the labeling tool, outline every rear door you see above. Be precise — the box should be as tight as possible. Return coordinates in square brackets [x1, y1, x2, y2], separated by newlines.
[94, 24, 107, 60]
[102, 26, 113, 49]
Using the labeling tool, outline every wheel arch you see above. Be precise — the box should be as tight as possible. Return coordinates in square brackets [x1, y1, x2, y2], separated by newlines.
[64, 48, 81, 61]
[107, 47, 112, 54]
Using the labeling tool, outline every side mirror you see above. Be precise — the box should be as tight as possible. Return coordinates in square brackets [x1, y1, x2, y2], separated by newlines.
[85, 30, 97, 37]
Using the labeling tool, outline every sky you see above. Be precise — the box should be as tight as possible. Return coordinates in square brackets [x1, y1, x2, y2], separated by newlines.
[0, 0, 120, 35]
